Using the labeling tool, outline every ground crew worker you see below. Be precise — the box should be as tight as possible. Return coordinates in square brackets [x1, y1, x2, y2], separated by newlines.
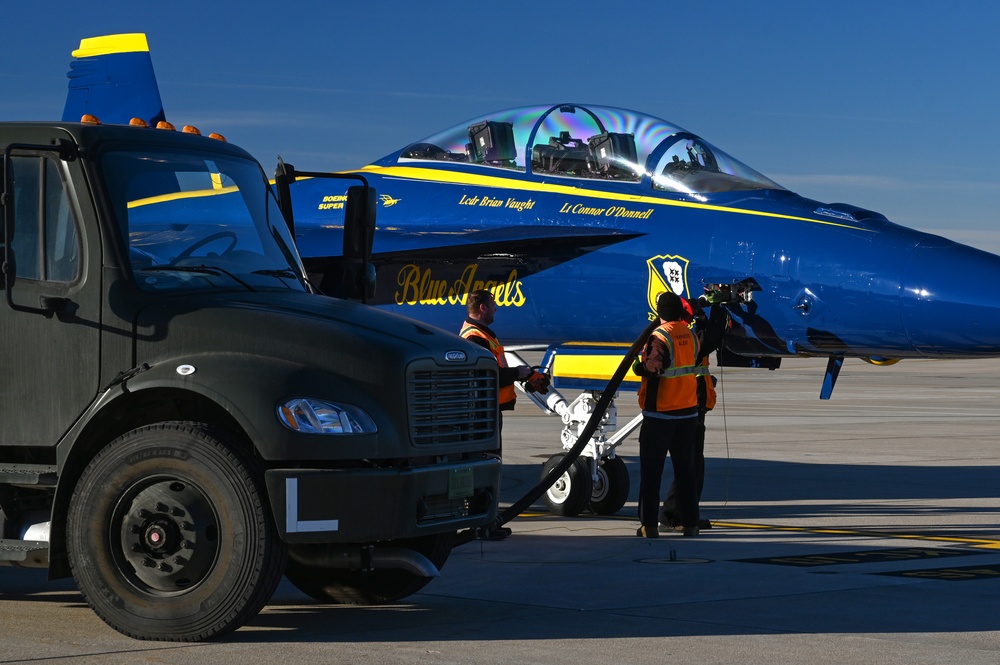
[633, 291, 702, 538]
[461, 289, 533, 415]
[659, 352, 717, 530]
[461, 288, 533, 540]
[660, 296, 724, 531]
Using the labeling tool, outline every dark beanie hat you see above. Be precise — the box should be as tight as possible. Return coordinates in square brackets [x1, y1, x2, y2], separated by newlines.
[656, 291, 682, 320]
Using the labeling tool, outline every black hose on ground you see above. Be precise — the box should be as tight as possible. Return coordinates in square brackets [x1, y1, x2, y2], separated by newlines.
[455, 318, 659, 546]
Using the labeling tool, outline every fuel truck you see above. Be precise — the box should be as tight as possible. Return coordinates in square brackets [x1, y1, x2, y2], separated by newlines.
[0, 119, 501, 640]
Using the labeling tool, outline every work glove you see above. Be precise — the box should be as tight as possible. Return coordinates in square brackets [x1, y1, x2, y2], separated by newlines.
[524, 370, 550, 394]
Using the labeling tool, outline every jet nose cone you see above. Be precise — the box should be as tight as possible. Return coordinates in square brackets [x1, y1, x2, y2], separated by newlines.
[901, 237, 1000, 356]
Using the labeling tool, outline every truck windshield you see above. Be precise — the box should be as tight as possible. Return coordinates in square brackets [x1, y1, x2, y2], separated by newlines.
[101, 147, 307, 292]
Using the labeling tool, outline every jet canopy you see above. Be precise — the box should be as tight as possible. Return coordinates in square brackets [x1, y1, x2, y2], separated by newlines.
[396, 103, 784, 196]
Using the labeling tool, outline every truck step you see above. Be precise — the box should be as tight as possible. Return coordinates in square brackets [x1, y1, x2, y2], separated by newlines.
[0, 539, 49, 567]
[0, 464, 58, 487]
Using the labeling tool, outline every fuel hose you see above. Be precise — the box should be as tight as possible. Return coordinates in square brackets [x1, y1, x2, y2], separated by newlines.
[456, 318, 659, 545]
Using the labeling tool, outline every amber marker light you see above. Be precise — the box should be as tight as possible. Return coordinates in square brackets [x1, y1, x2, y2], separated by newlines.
[80, 114, 100, 124]
[279, 405, 300, 430]
[182, 125, 201, 135]
[209, 133, 227, 142]
[129, 118, 149, 127]
[155, 121, 176, 131]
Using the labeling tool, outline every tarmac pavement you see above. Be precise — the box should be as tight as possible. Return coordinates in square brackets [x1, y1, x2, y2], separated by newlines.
[2, 356, 1000, 664]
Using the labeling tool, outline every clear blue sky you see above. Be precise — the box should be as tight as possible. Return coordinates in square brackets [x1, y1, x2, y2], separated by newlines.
[4, 1, 999, 252]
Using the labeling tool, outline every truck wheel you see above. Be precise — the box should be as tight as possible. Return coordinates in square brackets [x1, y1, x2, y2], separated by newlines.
[589, 456, 630, 515]
[540, 453, 593, 517]
[285, 534, 452, 604]
[67, 423, 286, 641]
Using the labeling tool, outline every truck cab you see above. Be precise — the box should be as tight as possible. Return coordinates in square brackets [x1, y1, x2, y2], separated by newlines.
[0, 121, 501, 640]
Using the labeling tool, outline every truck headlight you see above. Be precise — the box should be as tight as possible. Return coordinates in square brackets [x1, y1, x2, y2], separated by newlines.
[277, 398, 378, 435]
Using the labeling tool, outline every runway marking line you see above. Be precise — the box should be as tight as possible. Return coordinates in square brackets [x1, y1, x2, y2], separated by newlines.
[710, 521, 1000, 550]
[511, 512, 1000, 549]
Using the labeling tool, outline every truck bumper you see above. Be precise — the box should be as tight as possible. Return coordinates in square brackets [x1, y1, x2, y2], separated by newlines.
[264, 458, 501, 544]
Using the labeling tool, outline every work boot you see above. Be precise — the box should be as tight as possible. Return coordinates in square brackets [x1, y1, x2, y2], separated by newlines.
[636, 525, 659, 539]
[658, 509, 678, 529]
[682, 526, 700, 537]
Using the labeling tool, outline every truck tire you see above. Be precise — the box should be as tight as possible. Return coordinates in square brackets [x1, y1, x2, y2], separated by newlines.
[540, 453, 593, 517]
[67, 422, 286, 641]
[285, 534, 452, 605]
[589, 456, 630, 515]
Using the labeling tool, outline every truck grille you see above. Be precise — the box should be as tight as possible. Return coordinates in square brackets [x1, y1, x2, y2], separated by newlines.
[408, 368, 497, 445]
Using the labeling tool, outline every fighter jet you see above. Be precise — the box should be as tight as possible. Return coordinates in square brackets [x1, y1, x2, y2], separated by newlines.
[61, 34, 1000, 514]
[63, 34, 1000, 383]
[287, 102, 1000, 388]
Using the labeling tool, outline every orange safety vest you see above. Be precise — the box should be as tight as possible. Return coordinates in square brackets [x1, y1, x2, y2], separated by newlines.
[460, 323, 517, 407]
[637, 320, 700, 414]
[687, 310, 717, 411]
[696, 356, 717, 411]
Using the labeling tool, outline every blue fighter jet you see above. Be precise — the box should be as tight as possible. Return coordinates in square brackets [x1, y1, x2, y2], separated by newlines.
[61, 34, 1000, 513]
[286, 102, 1000, 389]
[62, 35, 1000, 384]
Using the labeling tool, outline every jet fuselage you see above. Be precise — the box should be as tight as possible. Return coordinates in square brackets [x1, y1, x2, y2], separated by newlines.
[288, 103, 1000, 363]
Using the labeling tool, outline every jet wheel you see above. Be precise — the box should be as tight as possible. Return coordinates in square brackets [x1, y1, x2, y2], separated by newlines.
[589, 456, 630, 515]
[540, 453, 593, 517]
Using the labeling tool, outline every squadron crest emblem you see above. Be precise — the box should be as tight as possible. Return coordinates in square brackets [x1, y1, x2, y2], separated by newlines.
[646, 254, 691, 315]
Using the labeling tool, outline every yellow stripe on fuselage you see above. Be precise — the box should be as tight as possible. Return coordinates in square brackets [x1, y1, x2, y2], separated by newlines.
[358, 164, 872, 231]
[72, 34, 150, 59]
[549, 348, 639, 384]
[562, 342, 632, 348]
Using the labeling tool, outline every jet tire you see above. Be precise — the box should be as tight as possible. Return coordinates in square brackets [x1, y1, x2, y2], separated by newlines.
[589, 455, 630, 515]
[540, 453, 593, 517]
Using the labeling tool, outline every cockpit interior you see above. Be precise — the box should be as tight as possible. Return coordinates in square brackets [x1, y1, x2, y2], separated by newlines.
[395, 103, 784, 195]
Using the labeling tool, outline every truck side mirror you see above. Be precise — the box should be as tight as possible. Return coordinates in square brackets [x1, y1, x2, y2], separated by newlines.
[273, 159, 296, 238]
[343, 185, 375, 259]
[342, 185, 377, 302]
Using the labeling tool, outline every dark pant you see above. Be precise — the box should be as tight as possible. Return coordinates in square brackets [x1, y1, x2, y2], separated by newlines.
[662, 412, 706, 521]
[638, 415, 699, 529]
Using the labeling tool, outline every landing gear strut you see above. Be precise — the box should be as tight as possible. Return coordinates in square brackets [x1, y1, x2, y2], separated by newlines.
[510, 350, 641, 517]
